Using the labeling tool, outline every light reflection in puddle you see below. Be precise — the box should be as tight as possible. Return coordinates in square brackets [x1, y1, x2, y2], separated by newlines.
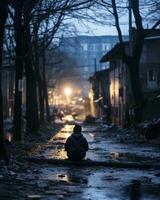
[89, 133, 95, 138]
[39, 166, 160, 200]
[37, 124, 160, 200]
[56, 174, 70, 182]
[45, 125, 74, 159]
[49, 125, 73, 143]
[53, 149, 67, 159]
[110, 152, 120, 159]
[43, 124, 160, 164]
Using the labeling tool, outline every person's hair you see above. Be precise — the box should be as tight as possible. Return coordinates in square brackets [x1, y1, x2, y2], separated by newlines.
[73, 124, 81, 133]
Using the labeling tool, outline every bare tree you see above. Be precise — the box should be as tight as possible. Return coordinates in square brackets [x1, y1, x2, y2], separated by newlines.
[12, 0, 25, 140]
[148, 0, 160, 21]
[0, 0, 8, 161]
[6, 0, 95, 139]
[95, 0, 160, 123]
[30, 0, 96, 123]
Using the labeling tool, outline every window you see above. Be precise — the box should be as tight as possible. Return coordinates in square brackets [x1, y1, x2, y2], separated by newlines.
[147, 69, 158, 89]
[81, 44, 87, 51]
[83, 74, 87, 79]
[88, 44, 94, 51]
[103, 44, 109, 51]
[148, 69, 155, 81]
[18, 79, 24, 92]
[84, 67, 88, 72]
[96, 44, 102, 51]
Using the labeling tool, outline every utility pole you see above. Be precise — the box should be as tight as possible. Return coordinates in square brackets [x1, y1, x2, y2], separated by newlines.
[128, 0, 133, 55]
[94, 58, 97, 72]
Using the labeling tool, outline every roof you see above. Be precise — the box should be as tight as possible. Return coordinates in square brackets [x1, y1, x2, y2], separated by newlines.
[61, 35, 128, 45]
[88, 69, 110, 82]
[100, 29, 160, 63]
[145, 36, 160, 40]
[100, 42, 129, 63]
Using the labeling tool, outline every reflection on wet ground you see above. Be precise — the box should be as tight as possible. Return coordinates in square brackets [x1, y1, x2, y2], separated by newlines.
[35, 124, 160, 166]
[16, 165, 160, 200]
[1, 163, 160, 200]
[1, 124, 160, 199]
[44, 124, 74, 159]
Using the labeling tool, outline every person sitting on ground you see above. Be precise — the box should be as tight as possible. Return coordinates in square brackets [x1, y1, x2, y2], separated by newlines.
[65, 124, 88, 161]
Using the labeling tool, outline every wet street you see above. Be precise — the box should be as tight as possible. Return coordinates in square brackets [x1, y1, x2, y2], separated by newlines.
[0, 123, 160, 200]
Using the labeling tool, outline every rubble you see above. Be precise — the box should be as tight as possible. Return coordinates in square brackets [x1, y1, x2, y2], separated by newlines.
[137, 118, 160, 140]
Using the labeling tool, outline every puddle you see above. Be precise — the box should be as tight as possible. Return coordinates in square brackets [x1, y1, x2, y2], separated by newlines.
[24, 124, 160, 199]
[38, 167, 157, 200]
[34, 124, 160, 165]
[1, 122, 160, 200]
[109, 151, 160, 163]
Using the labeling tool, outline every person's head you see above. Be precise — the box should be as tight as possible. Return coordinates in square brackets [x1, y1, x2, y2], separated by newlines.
[73, 124, 82, 133]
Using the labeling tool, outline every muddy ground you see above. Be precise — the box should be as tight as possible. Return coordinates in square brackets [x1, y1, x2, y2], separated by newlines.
[0, 123, 160, 200]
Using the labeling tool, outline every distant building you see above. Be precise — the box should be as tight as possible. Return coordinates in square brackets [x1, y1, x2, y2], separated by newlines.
[2, 55, 26, 119]
[2, 56, 15, 118]
[60, 35, 128, 96]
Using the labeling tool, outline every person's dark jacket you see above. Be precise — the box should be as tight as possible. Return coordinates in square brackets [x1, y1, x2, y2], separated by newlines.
[65, 132, 88, 161]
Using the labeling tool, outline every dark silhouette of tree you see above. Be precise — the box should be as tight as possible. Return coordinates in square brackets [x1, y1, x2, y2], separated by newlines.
[0, 0, 8, 158]
[96, 0, 160, 123]
[6, 0, 95, 139]
[148, 0, 160, 21]
[29, 0, 95, 124]
[12, 0, 25, 140]
[23, 0, 40, 135]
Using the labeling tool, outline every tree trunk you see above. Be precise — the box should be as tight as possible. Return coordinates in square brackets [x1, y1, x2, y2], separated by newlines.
[24, 29, 39, 134]
[39, 78, 45, 123]
[23, 3, 39, 135]
[42, 51, 50, 122]
[0, 0, 8, 150]
[35, 49, 44, 124]
[125, 32, 145, 124]
[112, 0, 145, 124]
[25, 59, 39, 134]
[36, 66, 45, 124]
[128, 60, 144, 124]
[13, 3, 24, 141]
[37, 66, 45, 124]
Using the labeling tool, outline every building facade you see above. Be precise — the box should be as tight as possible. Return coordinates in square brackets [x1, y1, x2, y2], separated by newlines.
[140, 36, 160, 95]
[89, 69, 110, 121]
[60, 35, 127, 96]
[100, 35, 160, 127]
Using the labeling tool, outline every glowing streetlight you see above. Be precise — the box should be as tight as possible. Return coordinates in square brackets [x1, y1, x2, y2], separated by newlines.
[64, 87, 72, 104]
[64, 87, 72, 96]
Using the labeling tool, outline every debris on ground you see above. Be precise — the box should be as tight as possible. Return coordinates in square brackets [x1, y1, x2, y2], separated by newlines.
[83, 115, 98, 124]
[137, 118, 160, 140]
[0, 122, 160, 200]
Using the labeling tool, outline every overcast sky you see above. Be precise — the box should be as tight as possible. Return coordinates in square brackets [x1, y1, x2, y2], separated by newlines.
[67, 4, 155, 37]
[69, 13, 130, 36]
[76, 21, 129, 36]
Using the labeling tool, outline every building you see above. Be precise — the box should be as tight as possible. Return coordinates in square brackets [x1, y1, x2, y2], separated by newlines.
[2, 56, 15, 118]
[89, 69, 110, 121]
[140, 36, 160, 95]
[2, 56, 26, 119]
[60, 35, 128, 96]
[100, 35, 160, 127]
